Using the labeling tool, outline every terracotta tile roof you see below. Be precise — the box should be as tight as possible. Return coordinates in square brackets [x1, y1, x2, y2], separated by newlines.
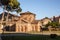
[20, 11, 36, 16]
[41, 17, 51, 21]
[31, 20, 41, 24]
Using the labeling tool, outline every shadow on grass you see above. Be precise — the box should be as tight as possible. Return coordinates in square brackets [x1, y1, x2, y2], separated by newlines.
[1, 33, 60, 40]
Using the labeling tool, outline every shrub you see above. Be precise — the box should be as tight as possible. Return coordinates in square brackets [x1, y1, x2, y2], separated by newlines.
[50, 34, 57, 38]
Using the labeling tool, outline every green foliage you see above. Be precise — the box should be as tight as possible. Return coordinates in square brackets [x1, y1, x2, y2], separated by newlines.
[51, 22, 60, 28]
[45, 22, 60, 28]
[0, 0, 9, 5]
[16, 7, 22, 13]
[45, 17, 49, 19]
[0, 0, 22, 12]
[9, 0, 20, 9]
[45, 22, 50, 27]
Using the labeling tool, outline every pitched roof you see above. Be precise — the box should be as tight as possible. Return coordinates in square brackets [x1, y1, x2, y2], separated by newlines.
[20, 11, 36, 16]
[41, 17, 51, 21]
[31, 20, 41, 24]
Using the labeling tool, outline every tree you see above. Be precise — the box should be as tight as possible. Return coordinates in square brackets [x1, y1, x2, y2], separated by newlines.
[0, 0, 22, 28]
[0, 0, 22, 19]
[45, 17, 49, 19]
[45, 22, 51, 27]
[45, 22, 60, 28]
[0, 0, 22, 12]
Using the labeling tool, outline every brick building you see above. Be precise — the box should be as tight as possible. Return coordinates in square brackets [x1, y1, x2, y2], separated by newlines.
[0, 11, 59, 32]
[52, 16, 60, 23]
[0, 12, 42, 32]
[16, 11, 42, 32]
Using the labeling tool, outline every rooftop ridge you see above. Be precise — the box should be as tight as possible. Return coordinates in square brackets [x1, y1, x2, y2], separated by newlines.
[20, 11, 36, 15]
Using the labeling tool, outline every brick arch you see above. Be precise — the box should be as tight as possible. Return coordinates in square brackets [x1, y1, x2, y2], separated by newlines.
[25, 26, 27, 32]
[35, 25, 38, 32]
[21, 26, 23, 32]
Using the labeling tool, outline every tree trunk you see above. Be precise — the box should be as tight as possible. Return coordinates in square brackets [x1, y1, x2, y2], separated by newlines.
[6, 12, 9, 25]
[2, 12, 4, 22]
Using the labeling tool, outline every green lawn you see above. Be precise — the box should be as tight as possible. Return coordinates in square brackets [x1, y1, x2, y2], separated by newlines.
[1, 35, 60, 40]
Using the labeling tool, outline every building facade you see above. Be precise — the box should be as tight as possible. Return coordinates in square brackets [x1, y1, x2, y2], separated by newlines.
[52, 16, 60, 23]
[0, 12, 42, 32]
[16, 12, 42, 32]
[0, 11, 60, 32]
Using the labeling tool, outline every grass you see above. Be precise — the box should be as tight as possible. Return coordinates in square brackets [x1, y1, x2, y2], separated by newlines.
[1, 34, 60, 40]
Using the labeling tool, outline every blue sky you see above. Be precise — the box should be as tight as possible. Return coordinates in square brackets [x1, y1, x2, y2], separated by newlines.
[0, 0, 60, 20]
[18, 0, 60, 19]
